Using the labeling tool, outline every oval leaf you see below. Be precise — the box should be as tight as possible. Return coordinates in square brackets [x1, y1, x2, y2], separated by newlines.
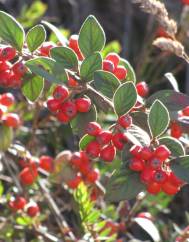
[158, 136, 185, 157]
[22, 75, 44, 102]
[79, 134, 95, 150]
[0, 11, 25, 51]
[80, 52, 102, 82]
[148, 100, 170, 138]
[120, 58, 136, 83]
[113, 82, 137, 116]
[146, 90, 189, 111]
[50, 46, 78, 69]
[78, 15, 105, 57]
[26, 24, 46, 52]
[170, 156, 189, 183]
[93, 70, 120, 98]
[105, 169, 145, 202]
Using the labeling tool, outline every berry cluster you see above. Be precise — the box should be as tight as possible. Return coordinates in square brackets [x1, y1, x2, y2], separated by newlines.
[9, 196, 40, 217]
[103, 53, 127, 81]
[0, 46, 27, 88]
[47, 84, 91, 123]
[84, 115, 132, 162]
[0, 92, 20, 128]
[129, 144, 184, 195]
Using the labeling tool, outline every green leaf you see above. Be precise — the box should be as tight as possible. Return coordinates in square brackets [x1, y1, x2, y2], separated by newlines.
[78, 15, 105, 57]
[105, 169, 145, 202]
[16, 216, 32, 226]
[170, 156, 189, 183]
[0, 125, 13, 151]
[146, 90, 189, 111]
[79, 134, 95, 150]
[158, 136, 185, 157]
[0, 11, 25, 51]
[25, 57, 68, 84]
[148, 100, 170, 138]
[22, 75, 44, 102]
[50, 46, 78, 69]
[93, 70, 120, 98]
[113, 82, 137, 116]
[80, 52, 102, 82]
[42, 20, 68, 46]
[120, 58, 136, 83]
[0, 181, 4, 197]
[71, 105, 97, 137]
[26, 24, 46, 52]
[131, 111, 151, 134]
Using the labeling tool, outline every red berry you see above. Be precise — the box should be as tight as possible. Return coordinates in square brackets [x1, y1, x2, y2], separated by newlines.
[39, 41, 56, 56]
[162, 181, 179, 195]
[47, 98, 61, 113]
[148, 157, 162, 170]
[112, 132, 127, 150]
[147, 182, 161, 194]
[0, 70, 12, 86]
[19, 166, 38, 185]
[60, 100, 77, 118]
[153, 170, 168, 184]
[53, 85, 69, 102]
[3, 113, 20, 128]
[140, 147, 153, 160]
[0, 61, 11, 72]
[8, 73, 22, 87]
[69, 35, 83, 61]
[137, 212, 154, 221]
[182, 0, 189, 5]
[136, 82, 149, 97]
[182, 106, 189, 116]
[0, 93, 15, 107]
[118, 114, 132, 128]
[75, 97, 91, 113]
[129, 158, 145, 171]
[86, 169, 99, 183]
[170, 121, 182, 138]
[86, 141, 101, 158]
[129, 145, 142, 158]
[102, 60, 115, 72]
[113, 65, 127, 81]
[12, 61, 27, 77]
[169, 172, 184, 186]
[67, 174, 82, 189]
[27, 203, 40, 217]
[56, 111, 70, 123]
[71, 152, 82, 168]
[105, 53, 120, 67]
[154, 145, 171, 161]
[68, 76, 78, 87]
[100, 144, 116, 162]
[0, 47, 16, 61]
[11, 197, 27, 211]
[97, 130, 112, 145]
[39, 155, 54, 173]
[86, 122, 102, 136]
[140, 167, 155, 184]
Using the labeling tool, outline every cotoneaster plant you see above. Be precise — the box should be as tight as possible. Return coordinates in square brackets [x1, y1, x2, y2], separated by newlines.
[0, 9, 189, 242]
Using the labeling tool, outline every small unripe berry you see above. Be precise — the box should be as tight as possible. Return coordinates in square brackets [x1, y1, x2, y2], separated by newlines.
[100, 144, 116, 162]
[53, 85, 69, 102]
[97, 130, 112, 145]
[0, 47, 16, 61]
[136, 82, 149, 97]
[113, 65, 127, 80]
[3, 113, 20, 128]
[47, 98, 61, 113]
[129, 158, 145, 171]
[86, 141, 101, 158]
[105, 53, 120, 67]
[60, 100, 77, 118]
[0, 93, 15, 107]
[102, 60, 115, 72]
[118, 114, 132, 128]
[86, 122, 102, 136]
[27, 203, 40, 217]
[154, 145, 171, 161]
[75, 97, 91, 113]
[39, 155, 54, 173]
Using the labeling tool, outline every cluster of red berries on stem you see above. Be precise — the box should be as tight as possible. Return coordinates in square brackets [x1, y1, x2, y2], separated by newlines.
[129, 144, 184, 195]
[0, 92, 20, 128]
[47, 84, 91, 123]
[9, 196, 40, 217]
[0, 46, 27, 88]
